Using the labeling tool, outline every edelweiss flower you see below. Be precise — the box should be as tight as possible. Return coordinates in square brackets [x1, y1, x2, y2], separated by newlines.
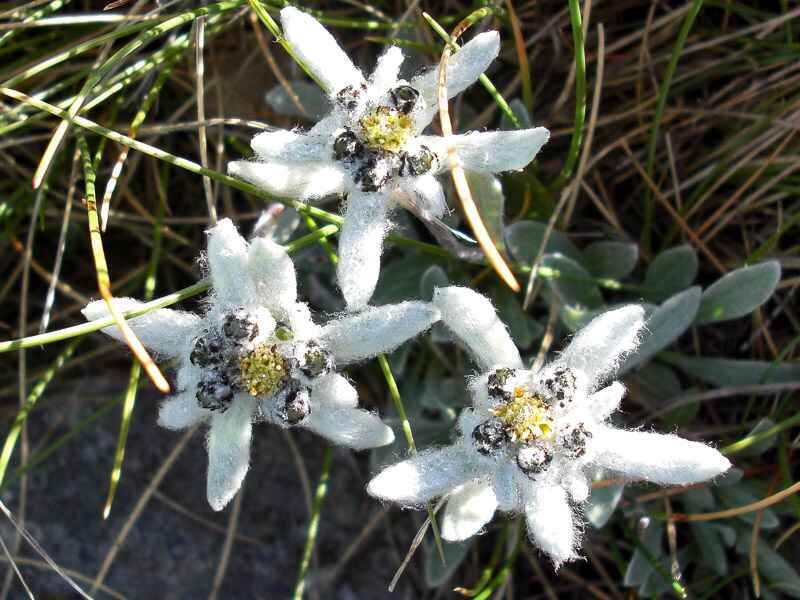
[83, 219, 440, 510]
[368, 287, 731, 567]
[228, 7, 550, 311]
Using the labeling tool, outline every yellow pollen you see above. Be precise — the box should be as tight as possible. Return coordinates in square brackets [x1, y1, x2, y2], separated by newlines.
[359, 106, 413, 153]
[238, 343, 289, 397]
[491, 386, 554, 443]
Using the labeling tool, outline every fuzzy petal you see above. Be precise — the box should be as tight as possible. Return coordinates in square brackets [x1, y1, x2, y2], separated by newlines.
[368, 446, 474, 505]
[158, 392, 209, 430]
[310, 372, 358, 409]
[250, 128, 332, 164]
[247, 237, 297, 312]
[280, 7, 364, 95]
[82, 298, 201, 358]
[441, 481, 498, 541]
[587, 381, 626, 421]
[396, 173, 447, 219]
[369, 46, 404, 100]
[320, 301, 440, 365]
[524, 484, 577, 567]
[592, 427, 731, 485]
[554, 305, 646, 389]
[421, 128, 550, 174]
[433, 286, 522, 371]
[207, 219, 252, 307]
[336, 190, 391, 311]
[303, 406, 394, 450]
[565, 472, 590, 503]
[412, 31, 500, 129]
[206, 399, 255, 511]
[228, 160, 347, 200]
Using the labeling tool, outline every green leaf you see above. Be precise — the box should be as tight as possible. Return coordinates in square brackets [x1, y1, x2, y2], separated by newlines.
[644, 244, 698, 302]
[540, 253, 603, 309]
[465, 171, 505, 248]
[264, 80, 330, 120]
[425, 538, 472, 588]
[583, 240, 638, 279]
[661, 353, 800, 387]
[717, 484, 779, 529]
[738, 418, 777, 457]
[623, 287, 701, 372]
[420, 265, 449, 301]
[634, 362, 682, 402]
[741, 539, 800, 598]
[504, 220, 583, 266]
[585, 471, 623, 528]
[624, 519, 664, 588]
[695, 261, 781, 325]
[500, 98, 533, 130]
[492, 286, 541, 349]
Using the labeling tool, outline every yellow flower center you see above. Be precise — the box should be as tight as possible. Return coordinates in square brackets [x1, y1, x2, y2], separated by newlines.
[238, 343, 289, 397]
[359, 106, 413, 153]
[491, 386, 554, 443]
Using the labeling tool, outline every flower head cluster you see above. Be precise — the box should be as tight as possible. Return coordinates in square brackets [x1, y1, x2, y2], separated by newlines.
[368, 287, 731, 567]
[83, 219, 439, 510]
[228, 7, 550, 311]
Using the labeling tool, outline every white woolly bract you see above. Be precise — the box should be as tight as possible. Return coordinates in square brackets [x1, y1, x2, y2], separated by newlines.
[206, 399, 254, 511]
[369, 46, 404, 101]
[320, 301, 440, 365]
[206, 219, 251, 307]
[81, 299, 200, 359]
[441, 481, 498, 541]
[554, 304, 645, 389]
[411, 31, 501, 128]
[247, 237, 297, 313]
[310, 372, 358, 409]
[422, 128, 551, 174]
[250, 128, 331, 164]
[367, 446, 475, 505]
[591, 427, 731, 485]
[336, 190, 392, 312]
[586, 382, 626, 421]
[280, 7, 363, 95]
[158, 392, 208, 430]
[524, 484, 578, 568]
[433, 286, 522, 371]
[227, 160, 346, 200]
[304, 408, 395, 450]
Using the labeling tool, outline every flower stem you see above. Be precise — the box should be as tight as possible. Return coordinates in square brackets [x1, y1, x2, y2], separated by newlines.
[377, 354, 447, 565]
[291, 446, 333, 600]
[550, 0, 586, 191]
[641, 0, 704, 253]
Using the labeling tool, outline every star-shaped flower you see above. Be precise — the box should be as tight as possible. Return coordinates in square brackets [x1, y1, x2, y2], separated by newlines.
[83, 219, 440, 510]
[368, 287, 731, 567]
[228, 7, 550, 311]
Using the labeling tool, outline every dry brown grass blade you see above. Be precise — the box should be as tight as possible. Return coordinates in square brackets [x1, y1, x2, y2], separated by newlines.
[671, 479, 800, 522]
[437, 11, 520, 293]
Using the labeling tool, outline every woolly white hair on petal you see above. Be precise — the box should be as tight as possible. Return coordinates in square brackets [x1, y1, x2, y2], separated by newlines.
[586, 381, 626, 421]
[247, 237, 297, 312]
[421, 128, 550, 175]
[336, 190, 392, 311]
[565, 473, 590, 504]
[524, 484, 578, 568]
[303, 407, 395, 450]
[227, 160, 347, 200]
[320, 301, 440, 365]
[398, 173, 447, 218]
[158, 392, 209, 430]
[206, 219, 252, 307]
[82, 299, 201, 358]
[433, 286, 523, 371]
[206, 399, 255, 511]
[369, 46, 404, 100]
[591, 428, 731, 485]
[368, 446, 475, 505]
[554, 305, 645, 388]
[310, 372, 359, 410]
[441, 481, 498, 541]
[279, 7, 364, 95]
[250, 129, 332, 164]
[411, 31, 501, 129]
[283, 302, 320, 341]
